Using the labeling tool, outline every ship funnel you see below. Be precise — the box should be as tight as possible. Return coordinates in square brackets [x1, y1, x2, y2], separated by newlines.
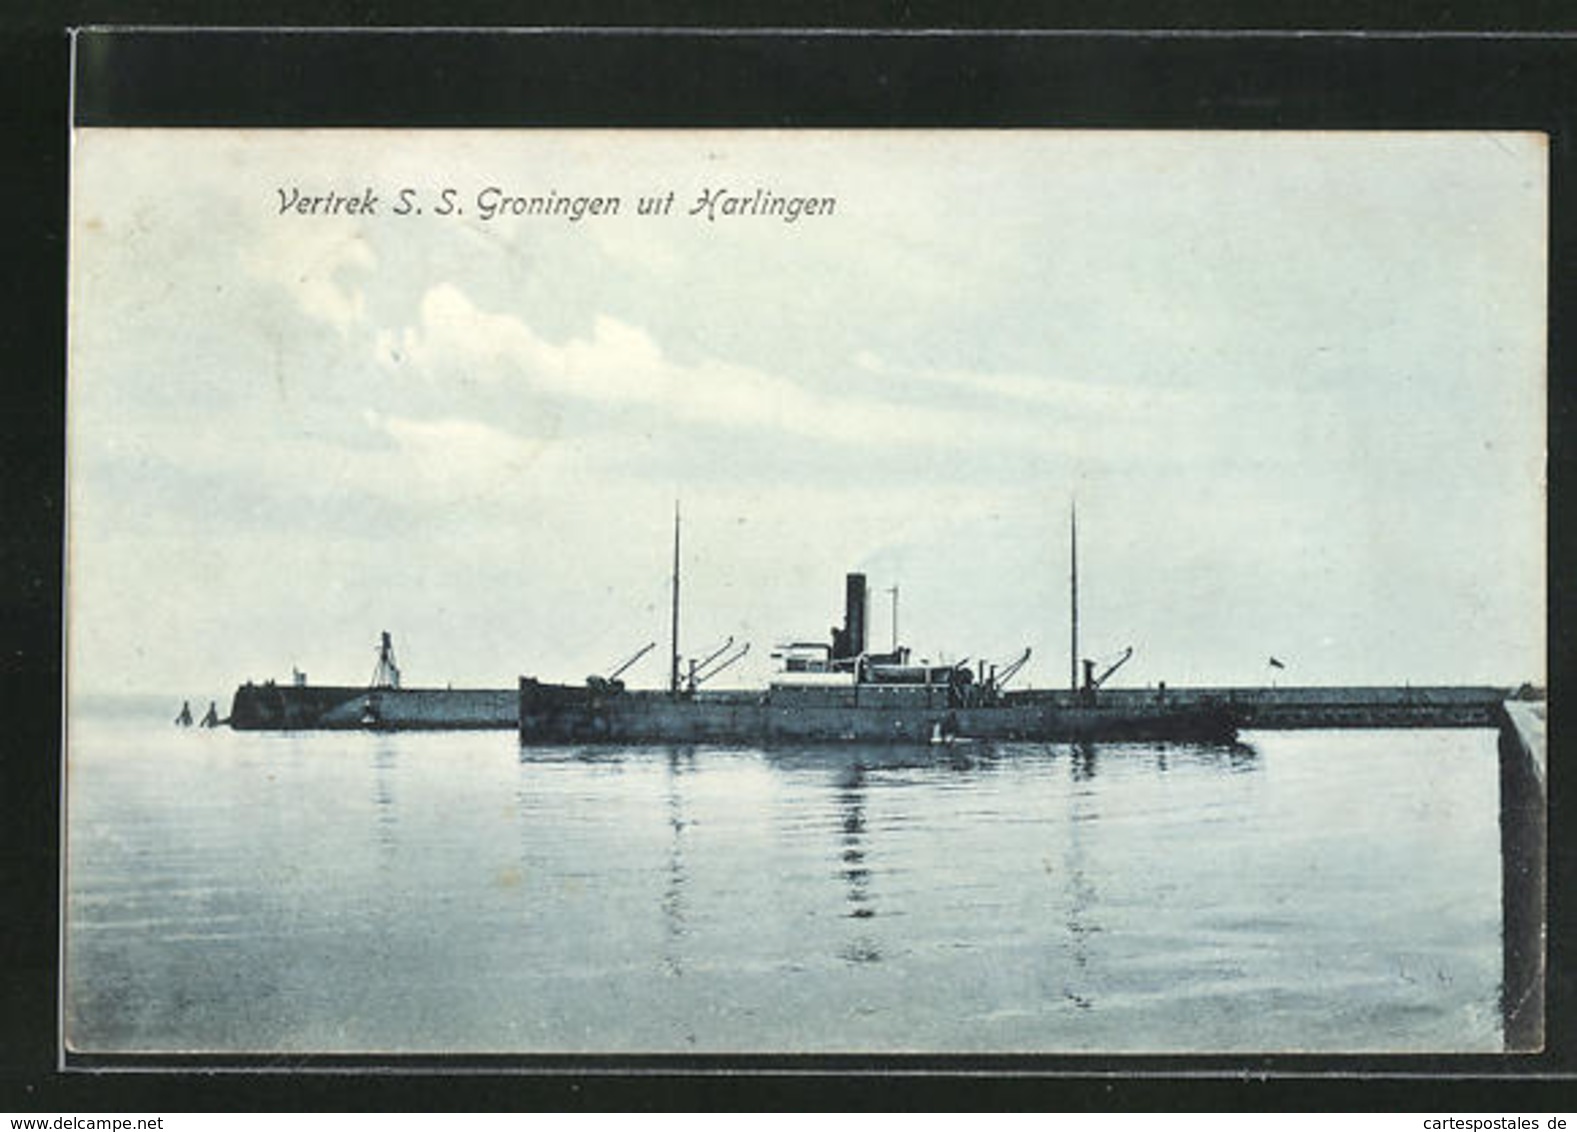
[844, 573, 868, 658]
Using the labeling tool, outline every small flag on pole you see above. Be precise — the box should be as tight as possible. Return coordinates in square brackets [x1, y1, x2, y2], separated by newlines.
[1268, 656, 1286, 670]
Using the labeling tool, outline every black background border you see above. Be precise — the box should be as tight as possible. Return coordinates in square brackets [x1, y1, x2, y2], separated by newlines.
[5, 11, 1575, 1111]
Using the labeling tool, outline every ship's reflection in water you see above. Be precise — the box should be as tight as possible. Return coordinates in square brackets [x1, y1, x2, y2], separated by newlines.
[661, 747, 694, 977]
[753, 741, 1264, 975]
[1063, 744, 1099, 1011]
[834, 760, 880, 963]
[765, 741, 1262, 988]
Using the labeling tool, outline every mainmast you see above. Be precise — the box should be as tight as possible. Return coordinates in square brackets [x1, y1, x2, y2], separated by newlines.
[1070, 501, 1079, 692]
[670, 500, 681, 696]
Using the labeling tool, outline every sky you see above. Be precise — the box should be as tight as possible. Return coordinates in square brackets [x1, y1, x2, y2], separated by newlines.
[67, 129, 1547, 698]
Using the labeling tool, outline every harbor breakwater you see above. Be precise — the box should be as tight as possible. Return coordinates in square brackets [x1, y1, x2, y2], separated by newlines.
[1039, 683, 1523, 730]
[229, 680, 1531, 732]
[228, 683, 516, 730]
[1498, 699, 1547, 1051]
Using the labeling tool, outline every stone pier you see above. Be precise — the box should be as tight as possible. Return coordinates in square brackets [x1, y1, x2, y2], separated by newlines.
[1499, 699, 1547, 1052]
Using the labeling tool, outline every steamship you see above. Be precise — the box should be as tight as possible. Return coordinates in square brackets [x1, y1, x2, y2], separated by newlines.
[516, 511, 1240, 745]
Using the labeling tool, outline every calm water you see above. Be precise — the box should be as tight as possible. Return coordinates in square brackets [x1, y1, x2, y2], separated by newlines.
[64, 698, 1504, 1055]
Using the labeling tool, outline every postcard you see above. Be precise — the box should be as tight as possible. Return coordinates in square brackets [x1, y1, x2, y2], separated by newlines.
[64, 124, 1547, 1061]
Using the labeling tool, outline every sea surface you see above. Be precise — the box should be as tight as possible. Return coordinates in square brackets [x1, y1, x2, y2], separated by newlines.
[64, 696, 1505, 1055]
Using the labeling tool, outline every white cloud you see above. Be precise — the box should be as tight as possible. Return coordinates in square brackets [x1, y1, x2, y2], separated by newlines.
[243, 221, 377, 333]
[369, 411, 555, 503]
[854, 349, 1198, 416]
[379, 282, 1044, 452]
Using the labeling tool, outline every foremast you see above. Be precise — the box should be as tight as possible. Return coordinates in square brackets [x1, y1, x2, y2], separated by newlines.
[1070, 500, 1079, 692]
[669, 500, 682, 697]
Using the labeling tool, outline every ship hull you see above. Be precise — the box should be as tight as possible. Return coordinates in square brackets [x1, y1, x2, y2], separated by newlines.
[518, 678, 1240, 745]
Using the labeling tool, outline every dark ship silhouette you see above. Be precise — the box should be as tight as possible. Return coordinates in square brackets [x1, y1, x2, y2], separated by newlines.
[516, 507, 1239, 745]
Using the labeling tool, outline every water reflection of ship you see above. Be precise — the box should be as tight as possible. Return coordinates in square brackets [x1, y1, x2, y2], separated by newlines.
[1062, 743, 1100, 1012]
[518, 739, 1255, 989]
[1051, 740, 1261, 1012]
[835, 760, 882, 965]
[661, 747, 693, 979]
[761, 743, 1000, 777]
